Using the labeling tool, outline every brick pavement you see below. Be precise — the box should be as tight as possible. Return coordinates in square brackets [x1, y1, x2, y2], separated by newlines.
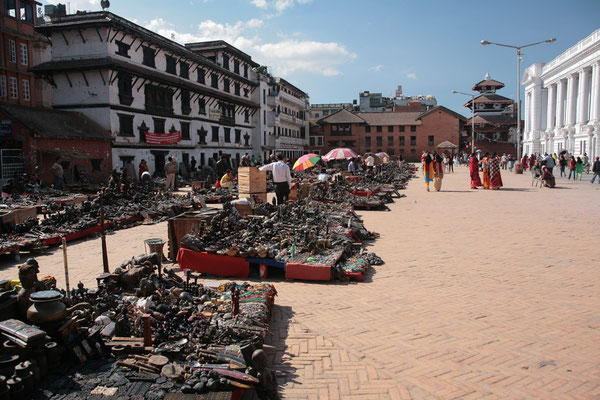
[1, 166, 599, 399]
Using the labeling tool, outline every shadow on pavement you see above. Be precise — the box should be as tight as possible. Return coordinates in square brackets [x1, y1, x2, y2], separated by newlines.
[265, 305, 299, 392]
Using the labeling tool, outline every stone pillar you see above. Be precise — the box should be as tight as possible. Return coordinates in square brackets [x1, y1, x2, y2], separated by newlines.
[577, 69, 590, 124]
[566, 74, 578, 126]
[546, 83, 556, 130]
[591, 62, 600, 124]
[556, 79, 566, 127]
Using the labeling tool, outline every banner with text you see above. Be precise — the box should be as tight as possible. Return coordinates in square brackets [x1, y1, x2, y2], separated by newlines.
[145, 131, 181, 145]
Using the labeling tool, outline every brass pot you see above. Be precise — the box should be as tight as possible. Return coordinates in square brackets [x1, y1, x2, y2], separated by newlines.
[26, 290, 89, 324]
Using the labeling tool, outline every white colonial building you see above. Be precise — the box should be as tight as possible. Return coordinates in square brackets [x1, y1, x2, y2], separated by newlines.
[33, 12, 265, 175]
[522, 28, 600, 159]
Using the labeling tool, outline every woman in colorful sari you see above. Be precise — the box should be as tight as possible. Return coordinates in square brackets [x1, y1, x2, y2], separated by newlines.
[481, 153, 490, 189]
[529, 154, 536, 171]
[433, 153, 444, 191]
[575, 156, 584, 180]
[469, 153, 482, 189]
[488, 152, 503, 190]
[521, 154, 529, 171]
[422, 152, 435, 192]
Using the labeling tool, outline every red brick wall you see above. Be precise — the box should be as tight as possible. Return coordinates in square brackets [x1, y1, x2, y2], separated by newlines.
[1, 114, 112, 185]
[315, 109, 463, 162]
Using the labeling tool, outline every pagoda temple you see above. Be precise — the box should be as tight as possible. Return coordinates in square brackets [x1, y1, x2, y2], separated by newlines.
[463, 73, 518, 155]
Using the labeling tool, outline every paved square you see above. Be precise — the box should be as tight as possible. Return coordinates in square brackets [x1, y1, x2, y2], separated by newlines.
[1, 166, 598, 399]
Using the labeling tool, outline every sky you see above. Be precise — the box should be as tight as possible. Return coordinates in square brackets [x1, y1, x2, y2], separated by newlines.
[40, 0, 600, 116]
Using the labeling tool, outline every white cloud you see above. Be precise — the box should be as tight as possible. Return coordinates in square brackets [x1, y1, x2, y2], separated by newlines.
[251, 0, 268, 8]
[406, 72, 417, 80]
[143, 17, 356, 77]
[370, 64, 384, 72]
[249, 0, 311, 14]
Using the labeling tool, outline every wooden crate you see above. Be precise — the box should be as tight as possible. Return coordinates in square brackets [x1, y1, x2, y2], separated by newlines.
[232, 202, 254, 217]
[238, 192, 268, 204]
[167, 208, 220, 260]
[12, 207, 37, 224]
[237, 167, 266, 193]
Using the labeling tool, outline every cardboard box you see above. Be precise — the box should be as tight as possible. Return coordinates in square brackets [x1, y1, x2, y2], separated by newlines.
[237, 167, 267, 193]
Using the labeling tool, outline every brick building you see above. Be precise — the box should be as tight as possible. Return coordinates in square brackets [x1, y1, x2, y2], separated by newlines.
[0, 103, 113, 185]
[313, 106, 465, 161]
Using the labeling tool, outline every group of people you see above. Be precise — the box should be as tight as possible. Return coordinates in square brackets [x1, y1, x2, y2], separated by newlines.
[468, 152, 503, 190]
[522, 152, 600, 185]
[421, 151, 446, 192]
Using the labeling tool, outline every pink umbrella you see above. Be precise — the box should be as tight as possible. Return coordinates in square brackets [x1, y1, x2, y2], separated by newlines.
[322, 148, 358, 161]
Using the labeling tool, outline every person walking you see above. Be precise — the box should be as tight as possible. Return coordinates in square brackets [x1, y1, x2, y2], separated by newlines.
[591, 156, 600, 184]
[165, 156, 176, 191]
[433, 153, 444, 191]
[190, 156, 197, 172]
[559, 155, 567, 177]
[522, 154, 529, 172]
[568, 156, 577, 180]
[501, 153, 507, 170]
[422, 151, 435, 192]
[481, 153, 490, 189]
[543, 153, 555, 175]
[508, 154, 515, 171]
[259, 153, 292, 205]
[488, 152, 503, 190]
[469, 153, 482, 189]
[529, 154, 536, 171]
[51, 156, 64, 190]
[582, 153, 589, 174]
[347, 158, 356, 174]
[448, 153, 454, 172]
[575, 156, 584, 180]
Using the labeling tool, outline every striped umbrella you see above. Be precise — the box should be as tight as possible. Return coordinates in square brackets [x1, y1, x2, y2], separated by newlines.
[293, 153, 321, 172]
[376, 152, 390, 163]
[322, 148, 358, 161]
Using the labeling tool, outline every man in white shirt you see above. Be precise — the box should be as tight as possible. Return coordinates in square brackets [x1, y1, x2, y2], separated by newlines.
[365, 155, 375, 171]
[259, 153, 292, 205]
[347, 159, 356, 173]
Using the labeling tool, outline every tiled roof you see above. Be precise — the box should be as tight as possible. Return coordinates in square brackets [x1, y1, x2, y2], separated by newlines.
[357, 111, 422, 125]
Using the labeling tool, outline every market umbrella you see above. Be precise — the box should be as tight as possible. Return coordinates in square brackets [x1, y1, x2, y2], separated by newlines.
[293, 153, 321, 172]
[376, 152, 390, 163]
[322, 148, 358, 161]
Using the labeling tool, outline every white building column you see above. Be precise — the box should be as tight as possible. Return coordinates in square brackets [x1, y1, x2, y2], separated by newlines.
[591, 61, 600, 124]
[546, 83, 556, 130]
[576, 69, 590, 125]
[556, 79, 566, 127]
[566, 74, 578, 126]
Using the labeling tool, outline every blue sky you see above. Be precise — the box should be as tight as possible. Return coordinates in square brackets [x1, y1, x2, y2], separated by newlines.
[41, 0, 599, 116]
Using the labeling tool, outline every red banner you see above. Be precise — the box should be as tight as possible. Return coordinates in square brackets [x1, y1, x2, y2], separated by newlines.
[145, 131, 181, 145]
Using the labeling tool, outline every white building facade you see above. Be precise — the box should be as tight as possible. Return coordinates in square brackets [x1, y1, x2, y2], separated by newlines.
[33, 12, 262, 176]
[523, 28, 600, 159]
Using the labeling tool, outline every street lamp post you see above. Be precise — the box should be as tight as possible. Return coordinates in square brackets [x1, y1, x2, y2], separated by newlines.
[480, 38, 556, 165]
[452, 90, 476, 155]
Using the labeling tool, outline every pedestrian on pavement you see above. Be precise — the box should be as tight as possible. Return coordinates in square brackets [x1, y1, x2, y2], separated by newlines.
[365, 154, 375, 172]
[51, 156, 64, 191]
[347, 158, 356, 174]
[165, 156, 176, 191]
[488, 152, 503, 190]
[448, 153, 454, 172]
[508, 154, 515, 171]
[501, 153, 507, 170]
[522, 154, 529, 172]
[190, 156, 197, 172]
[541, 165, 556, 188]
[591, 156, 600, 184]
[469, 153, 482, 189]
[433, 153, 444, 191]
[559, 155, 567, 177]
[529, 154, 536, 171]
[481, 153, 490, 189]
[215, 155, 229, 178]
[259, 153, 292, 205]
[575, 157, 584, 180]
[543, 153, 555, 175]
[421, 151, 434, 192]
[568, 156, 577, 180]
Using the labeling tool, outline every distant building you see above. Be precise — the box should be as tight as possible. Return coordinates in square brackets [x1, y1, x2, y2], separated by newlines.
[462, 73, 518, 156]
[309, 103, 354, 124]
[313, 106, 465, 162]
[522, 28, 600, 159]
[359, 86, 437, 113]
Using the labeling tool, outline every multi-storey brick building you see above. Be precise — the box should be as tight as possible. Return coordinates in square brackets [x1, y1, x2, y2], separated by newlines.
[313, 106, 465, 161]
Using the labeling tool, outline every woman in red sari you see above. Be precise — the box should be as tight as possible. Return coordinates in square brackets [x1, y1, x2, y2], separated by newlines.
[529, 154, 536, 170]
[521, 154, 528, 171]
[488, 152, 503, 190]
[469, 153, 482, 189]
[422, 152, 435, 192]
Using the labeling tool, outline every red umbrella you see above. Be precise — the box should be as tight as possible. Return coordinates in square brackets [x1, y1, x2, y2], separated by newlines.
[322, 148, 358, 161]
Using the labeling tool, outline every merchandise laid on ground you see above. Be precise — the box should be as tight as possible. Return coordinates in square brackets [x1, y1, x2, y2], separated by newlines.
[0, 182, 204, 257]
[0, 254, 278, 399]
